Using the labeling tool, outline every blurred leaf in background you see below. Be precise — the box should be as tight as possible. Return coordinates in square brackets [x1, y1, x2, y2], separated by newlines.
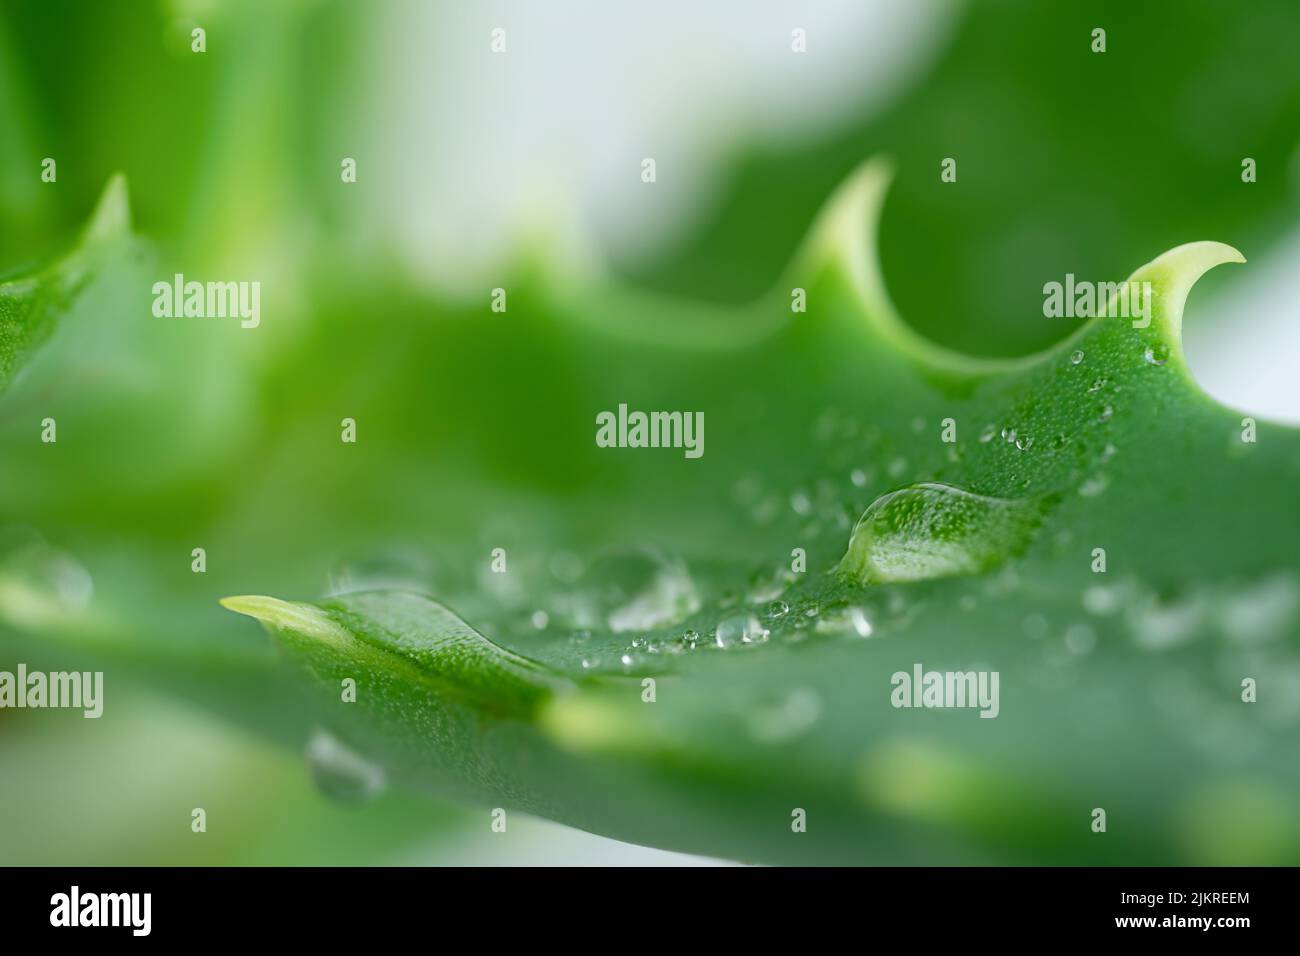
[1, 0, 1298, 865]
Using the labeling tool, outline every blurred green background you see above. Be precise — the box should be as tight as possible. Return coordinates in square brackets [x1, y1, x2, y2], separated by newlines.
[1, 0, 1298, 864]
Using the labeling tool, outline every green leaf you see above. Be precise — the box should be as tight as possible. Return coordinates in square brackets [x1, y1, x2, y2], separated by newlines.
[0, 174, 129, 391]
[220, 161, 1300, 865]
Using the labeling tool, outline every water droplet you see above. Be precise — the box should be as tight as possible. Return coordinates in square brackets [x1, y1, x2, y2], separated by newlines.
[765, 600, 790, 619]
[580, 658, 598, 670]
[838, 482, 1050, 584]
[620, 653, 636, 670]
[1143, 344, 1169, 366]
[790, 490, 813, 516]
[714, 613, 767, 648]
[306, 730, 386, 803]
[1070, 350, 1084, 365]
[979, 424, 997, 443]
[1015, 435, 1034, 451]
[1088, 378, 1106, 393]
[530, 610, 549, 630]
[850, 468, 869, 487]
[1097, 405, 1114, 422]
[1001, 427, 1017, 444]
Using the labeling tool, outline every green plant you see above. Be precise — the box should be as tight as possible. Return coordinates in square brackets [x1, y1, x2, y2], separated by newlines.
[185, 163, 1300, 865]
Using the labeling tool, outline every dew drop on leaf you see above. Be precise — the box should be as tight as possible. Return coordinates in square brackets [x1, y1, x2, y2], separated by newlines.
[765, 600, 790, 619]
[838, 482, 1050, 584]
[1143, 344, 1169, 366]
[715, 613, 767, 648]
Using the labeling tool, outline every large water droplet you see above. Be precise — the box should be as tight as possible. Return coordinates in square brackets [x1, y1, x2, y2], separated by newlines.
[714, 613, 768, 648]
[306, 730, 387, 803]
[838, 482, 1050, 584]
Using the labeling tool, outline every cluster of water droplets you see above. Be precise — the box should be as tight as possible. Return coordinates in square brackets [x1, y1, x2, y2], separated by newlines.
[513, 334, 1198, 676]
